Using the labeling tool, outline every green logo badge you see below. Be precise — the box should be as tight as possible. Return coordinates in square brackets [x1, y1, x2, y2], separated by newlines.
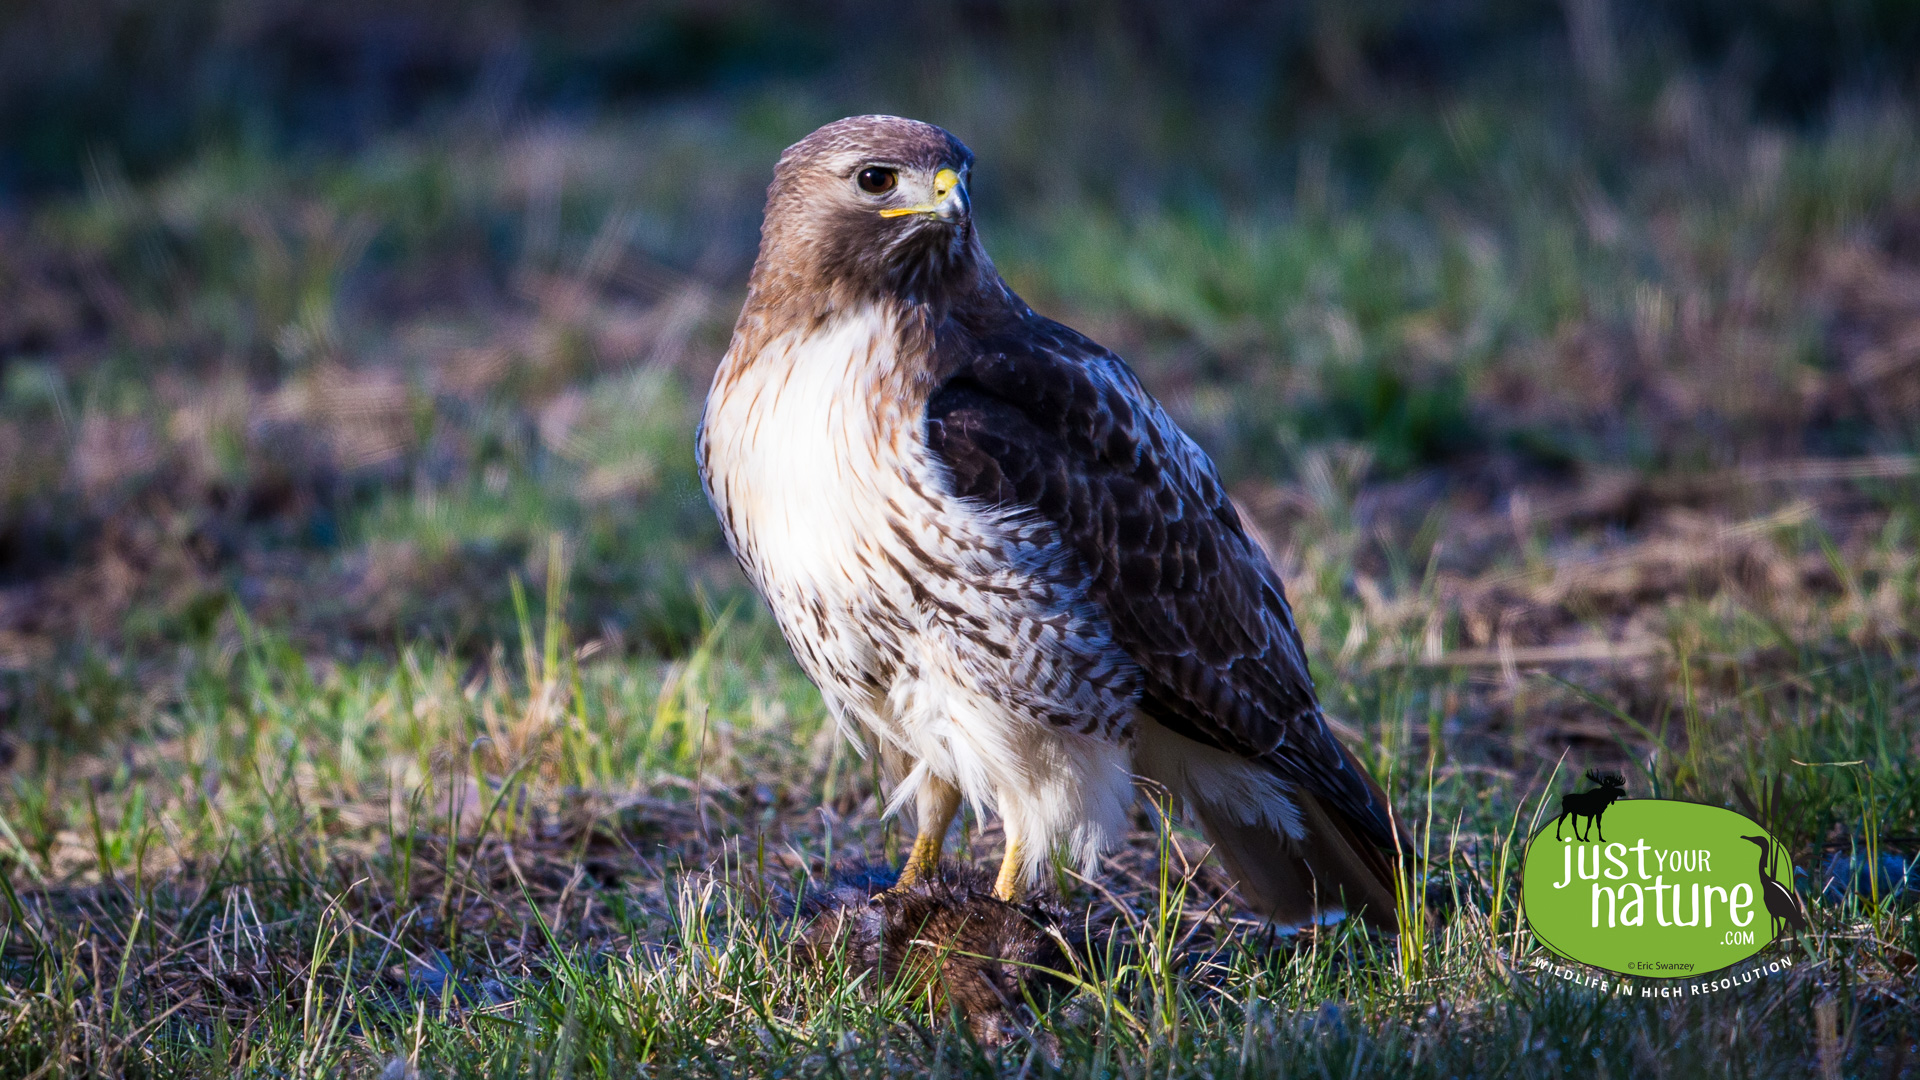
[1522, 773, 1807, 979]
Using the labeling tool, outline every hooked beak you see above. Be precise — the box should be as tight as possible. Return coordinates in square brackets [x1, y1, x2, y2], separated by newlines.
[878, 167, 968, 223]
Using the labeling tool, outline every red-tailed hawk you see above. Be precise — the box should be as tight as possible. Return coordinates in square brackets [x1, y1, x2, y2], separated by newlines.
[698, 115, 1403, 927]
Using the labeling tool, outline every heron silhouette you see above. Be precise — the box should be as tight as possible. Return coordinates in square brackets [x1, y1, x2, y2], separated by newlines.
[1741, 834, 1808, 938]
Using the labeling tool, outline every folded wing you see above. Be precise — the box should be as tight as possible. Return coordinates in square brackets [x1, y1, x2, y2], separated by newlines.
[924, 310, 1399, 854]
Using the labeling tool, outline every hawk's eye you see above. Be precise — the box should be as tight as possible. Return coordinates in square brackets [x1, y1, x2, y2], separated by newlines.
[856, 167, 898, 194]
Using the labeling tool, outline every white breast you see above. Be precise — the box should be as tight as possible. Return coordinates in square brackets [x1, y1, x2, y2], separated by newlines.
[699, 307, 924, 721]
[698, 304, 1141, 879]
[706, 309, 900, 603]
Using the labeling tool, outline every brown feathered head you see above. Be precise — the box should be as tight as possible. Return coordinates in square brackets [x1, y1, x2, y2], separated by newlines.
[748, 115, 989, 313]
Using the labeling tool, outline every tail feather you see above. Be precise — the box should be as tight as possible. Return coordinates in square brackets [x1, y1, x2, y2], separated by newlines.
[1192, 789, 1401, 930]
[1134, 717, 1405, 931]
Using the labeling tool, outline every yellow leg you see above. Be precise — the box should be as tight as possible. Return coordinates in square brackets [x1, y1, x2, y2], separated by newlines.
[993, 818, 1024, 902]
[895, 776, 960, 889]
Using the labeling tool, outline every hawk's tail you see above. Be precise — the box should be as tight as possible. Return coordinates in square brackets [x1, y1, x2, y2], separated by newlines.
[1134, 719, 1405, 931]
[1190, 787, 1403, 931]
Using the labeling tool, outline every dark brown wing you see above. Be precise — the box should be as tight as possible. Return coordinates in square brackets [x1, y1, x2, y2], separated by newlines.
[925, 308, 1397, 848]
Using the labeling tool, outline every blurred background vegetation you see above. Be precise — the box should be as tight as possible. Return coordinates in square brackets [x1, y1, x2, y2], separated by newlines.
[0, 4, 1916, 1072]
[4, 0, 1920, 833]
[5, 0, 1917, 687]
[1, 0, 1916, 822]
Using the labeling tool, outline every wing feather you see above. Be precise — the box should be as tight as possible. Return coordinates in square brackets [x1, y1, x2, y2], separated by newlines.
[925, 312, 1396, 847]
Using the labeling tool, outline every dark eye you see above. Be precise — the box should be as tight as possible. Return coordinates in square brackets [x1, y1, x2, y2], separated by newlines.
[857, 167, 897, 194]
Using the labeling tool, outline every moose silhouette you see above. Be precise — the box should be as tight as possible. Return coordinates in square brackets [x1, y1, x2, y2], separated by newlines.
[1741, 834, 1809, 938]
[1553, 770, 1628, 842]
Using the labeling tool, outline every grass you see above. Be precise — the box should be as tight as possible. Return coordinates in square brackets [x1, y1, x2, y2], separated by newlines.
[0, 572, 1912, 1076]
[1, 30, 1918, 1078]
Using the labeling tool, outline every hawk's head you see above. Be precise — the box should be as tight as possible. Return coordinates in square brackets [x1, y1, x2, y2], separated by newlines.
[753, 115, 986, 310]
